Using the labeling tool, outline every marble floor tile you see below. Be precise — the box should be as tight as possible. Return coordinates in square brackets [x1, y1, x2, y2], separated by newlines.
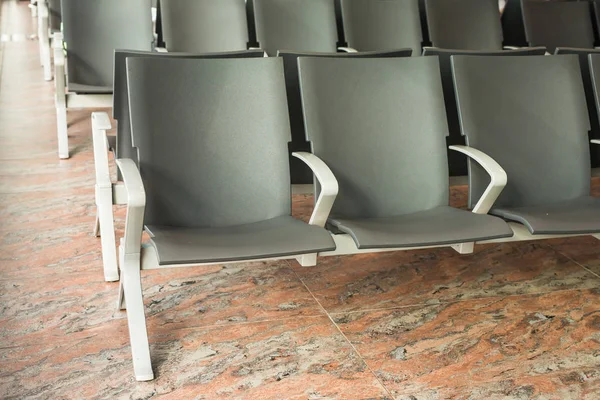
[546, 236, 600, 278]
[333, 289, 600, 399]
[290, 242, 600, 314]
[1, 316, 391, 400]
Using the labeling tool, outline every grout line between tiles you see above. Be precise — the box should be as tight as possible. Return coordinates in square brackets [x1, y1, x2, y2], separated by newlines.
[286, 261, 396, 399]
[545, 243, 600, 280]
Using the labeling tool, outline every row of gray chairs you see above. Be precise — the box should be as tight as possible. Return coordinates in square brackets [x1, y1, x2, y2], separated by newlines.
[103, 52, 600, 381]
[46, 0, 598, 161]
[94, 46, 600, 283]
[160, 0, 597, 55]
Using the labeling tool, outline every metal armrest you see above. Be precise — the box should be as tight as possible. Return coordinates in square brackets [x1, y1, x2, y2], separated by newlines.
[116, 159, 146, 254]
[503, 46, 521, 50]
[92, 112, 113, 188]
[449, 145, 507, 215]
[591, 140, 600, 145]
[154, 47, 168, 53]
[292, 152, 338, 227]
[338, 47, 358, 53]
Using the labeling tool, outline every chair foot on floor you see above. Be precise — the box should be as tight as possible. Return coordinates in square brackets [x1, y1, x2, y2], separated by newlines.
[296, 253, 317, 267]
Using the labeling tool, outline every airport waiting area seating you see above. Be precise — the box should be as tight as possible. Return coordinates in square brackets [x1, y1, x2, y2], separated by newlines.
[33, 0, 600, 381]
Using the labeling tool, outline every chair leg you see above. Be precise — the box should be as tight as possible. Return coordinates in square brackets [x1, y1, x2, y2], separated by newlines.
[56, 105, 68, 159]
[42, 40, 52, 81]
[93, 211, 100, 237]
[452, 242, 474, 254]
[96, 186, 118, 281]
[120, 246, 154, 381]
[296, 253, 317, 267]
[117, 273, 126, 310]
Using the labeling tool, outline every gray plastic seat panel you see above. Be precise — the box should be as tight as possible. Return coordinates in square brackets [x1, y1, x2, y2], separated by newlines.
[113, 49, 265, 164]
[160, 0, 249, 53]
[330, 206, 513, 249]
[425, 0, 503, 50]
[521, 1, 594, 54]
[452, 55, 591, 211]
[298, 57, 450, 220]
[126, 57, 293, 228]
[556, 48, 600, 168]
[492, 196, 600, 235]
[422, 47, 546, 176]
[253, 0, 338, 56]
[61, 0, 153, 88]
[146, 216, 336, 265]
[340, 0, 422, 55]
[66, 82, 112, 94]
[279, 49, 412, 184]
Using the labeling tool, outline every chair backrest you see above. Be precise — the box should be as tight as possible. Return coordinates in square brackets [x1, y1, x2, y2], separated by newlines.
[159, 0, 249, 52]
[589, 53, 600, 133]
[253, 0, 338, 56]
[126, 57, 292, 228]
[279, 49, 413, 184]
[556, 47, 600, 168]
[425, 0, 503, 50]
[61, 0, 153, 88]
[452, 55, 590, 209]
[48, 0, 61, 31]
[113, 49, 265, 166]
[521, 0, 594, 53]
[340, 0, 422, 55]
[422, 47, 546, 177]
[298, 57, 449, 219]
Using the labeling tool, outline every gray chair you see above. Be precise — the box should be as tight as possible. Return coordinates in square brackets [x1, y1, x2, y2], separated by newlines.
[91, 49, 264, 282]
[422, 47, 546, 177]
[425, 0, 503, 50]
[297, 56, 513, 253]
[521, 0, 595, 53]
[159, 0, 250, 52]
[555, 47, 600, 169]
[452, 54, 600, 235]
[339, 0, 422, 55]
[280, 49, 413, 185]
[252, 0, 339, 56]
[118, 57, 336, 380]
[54, 0, 154, 158]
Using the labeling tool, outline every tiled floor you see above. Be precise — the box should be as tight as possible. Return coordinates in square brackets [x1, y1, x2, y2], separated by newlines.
[1, 1, 600, 399]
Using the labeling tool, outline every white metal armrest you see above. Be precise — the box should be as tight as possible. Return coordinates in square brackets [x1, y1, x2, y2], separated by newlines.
[503, 46, 521, 50]
[116, 159, 146, 255]
[338, 47, 358, 53]
[591, 139, 600, 145]
[154, 47, 168, 53]
[449, 145, 507, 215]
[292, 152, 338, 227]
[92, 112, 113, 188]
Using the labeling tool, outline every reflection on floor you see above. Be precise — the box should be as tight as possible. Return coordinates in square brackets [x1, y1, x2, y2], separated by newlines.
[1, 1, 599, 399]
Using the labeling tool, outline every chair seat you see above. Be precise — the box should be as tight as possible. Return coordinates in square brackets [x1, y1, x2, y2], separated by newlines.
[492, 196, 600, 235]
[67, 82, 113, 94]
[146, 216, 336, 265]
[106, 135, 116, 152]
[329, 206, 513, 249]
